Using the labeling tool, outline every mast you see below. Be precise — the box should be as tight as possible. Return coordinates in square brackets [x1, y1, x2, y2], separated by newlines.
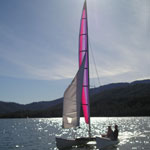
[86, 0, 91, 138]
[79, 0, 91, 137]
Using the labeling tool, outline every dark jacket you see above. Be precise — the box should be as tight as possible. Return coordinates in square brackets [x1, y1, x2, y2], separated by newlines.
[113, 129, 118, 140]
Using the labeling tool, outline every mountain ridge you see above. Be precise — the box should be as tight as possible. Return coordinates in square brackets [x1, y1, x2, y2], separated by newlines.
[0, 79, 150, 117]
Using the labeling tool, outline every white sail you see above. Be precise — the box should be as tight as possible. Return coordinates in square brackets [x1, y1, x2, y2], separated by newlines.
[62, 55, 86, 128]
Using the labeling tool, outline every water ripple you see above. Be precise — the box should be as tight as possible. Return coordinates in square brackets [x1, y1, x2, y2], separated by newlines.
[0, 117, 149, 150]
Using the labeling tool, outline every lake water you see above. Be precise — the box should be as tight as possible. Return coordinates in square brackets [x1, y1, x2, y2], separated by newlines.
[0, 117, 150, 150]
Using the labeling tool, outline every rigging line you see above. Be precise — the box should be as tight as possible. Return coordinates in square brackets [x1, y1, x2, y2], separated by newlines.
[89, 45, 96, 88]
[89, 38, 101, 87]
[90, 65, 96, 88]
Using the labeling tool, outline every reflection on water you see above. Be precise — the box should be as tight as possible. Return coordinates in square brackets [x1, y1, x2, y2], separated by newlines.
[0, 117, 150, 150]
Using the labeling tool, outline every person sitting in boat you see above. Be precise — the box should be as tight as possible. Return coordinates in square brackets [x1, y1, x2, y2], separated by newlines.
[102, 126, 114, 140]
[107, 126, 114, 140]
[113, 124, 119, 140]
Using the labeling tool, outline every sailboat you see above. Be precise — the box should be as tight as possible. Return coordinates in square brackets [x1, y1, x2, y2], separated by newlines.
[56, 1, 94, 149]
[56, 0, 119, 149]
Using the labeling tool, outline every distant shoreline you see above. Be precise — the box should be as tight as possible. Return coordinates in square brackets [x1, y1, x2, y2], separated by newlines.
[1, 79, 150, 118]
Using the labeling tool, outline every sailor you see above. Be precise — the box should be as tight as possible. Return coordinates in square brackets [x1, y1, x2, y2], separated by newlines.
[113, 124, 119, 140]
[107, 126, 114, 140]
[102, 126, 114, 140]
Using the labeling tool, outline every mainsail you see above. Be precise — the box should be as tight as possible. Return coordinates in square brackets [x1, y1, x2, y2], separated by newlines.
[79, 1, 90, 124]
[62, 0, 90, 130]
[63, 55, 86, 128]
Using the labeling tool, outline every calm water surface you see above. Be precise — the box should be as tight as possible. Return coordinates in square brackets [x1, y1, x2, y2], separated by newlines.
[0, 117, 150, 150]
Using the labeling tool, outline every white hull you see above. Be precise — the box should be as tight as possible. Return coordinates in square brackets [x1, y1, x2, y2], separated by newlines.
[56, 137, 96, 149]
[96, 137, 119, 149]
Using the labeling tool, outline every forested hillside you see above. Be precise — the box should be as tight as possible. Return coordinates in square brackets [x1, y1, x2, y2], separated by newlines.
[0, 80, 150, 118]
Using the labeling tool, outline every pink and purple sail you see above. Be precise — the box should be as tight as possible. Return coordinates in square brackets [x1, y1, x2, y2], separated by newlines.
[79, 1, 90, 124]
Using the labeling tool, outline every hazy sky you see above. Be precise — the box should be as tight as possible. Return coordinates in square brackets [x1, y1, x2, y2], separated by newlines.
[0, 0, 149, 104]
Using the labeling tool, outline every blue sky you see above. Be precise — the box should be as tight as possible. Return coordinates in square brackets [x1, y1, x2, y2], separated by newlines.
[0, 0, 149, 104]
